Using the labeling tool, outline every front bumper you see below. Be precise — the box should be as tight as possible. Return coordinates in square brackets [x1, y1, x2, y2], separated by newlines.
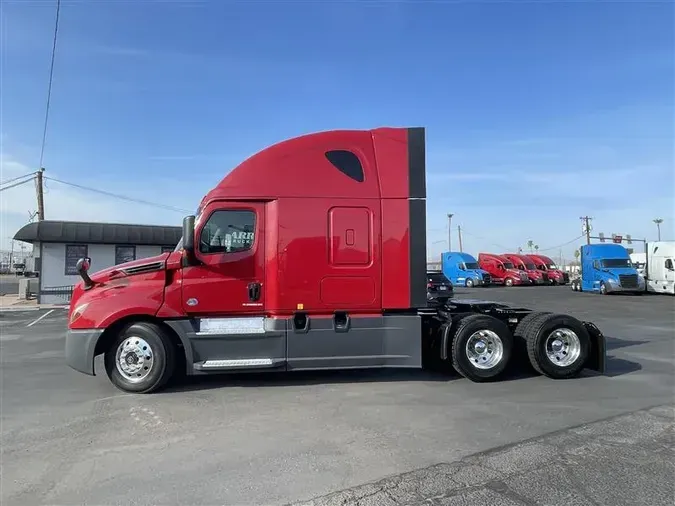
[605, 280, 645, 293]
[65, 329, 104, 376]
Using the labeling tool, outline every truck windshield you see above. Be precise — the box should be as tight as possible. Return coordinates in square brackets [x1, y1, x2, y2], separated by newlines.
[601, 259, 631, 268]
[524, 263, 536, 270]
[503, 262, 514, 269]
[464, 262, 480, 270]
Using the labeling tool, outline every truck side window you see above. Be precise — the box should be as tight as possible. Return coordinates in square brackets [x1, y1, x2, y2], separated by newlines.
[666, 259, 673, 270]
[325, 150, 365, 182]
[199, 210, 256, 254]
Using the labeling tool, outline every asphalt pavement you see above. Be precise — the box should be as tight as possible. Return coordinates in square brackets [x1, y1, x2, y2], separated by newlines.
[0, 275, 20, 296]
[1, 286, 674, 505]
[290, 404, 675, 506]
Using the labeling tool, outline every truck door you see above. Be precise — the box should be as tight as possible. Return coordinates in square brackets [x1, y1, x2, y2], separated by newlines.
[181, 202, 265, 315]
[664, 258, 674, 292]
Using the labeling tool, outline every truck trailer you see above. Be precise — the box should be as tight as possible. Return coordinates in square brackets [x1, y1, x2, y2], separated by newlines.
[571, 243, 645, 295]
[441, 251, 491, 287]
[65, 127, 606, 393]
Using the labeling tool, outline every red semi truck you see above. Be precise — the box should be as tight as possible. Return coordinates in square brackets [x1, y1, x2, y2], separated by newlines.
[502, 253, 549, 285]
[526, 254, 569, 285]
[65, 127, 605, 393]
[477, 253, 529, 287]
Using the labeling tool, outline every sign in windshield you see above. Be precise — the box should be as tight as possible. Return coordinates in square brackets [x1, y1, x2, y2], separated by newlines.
[601, 259, 631, 268]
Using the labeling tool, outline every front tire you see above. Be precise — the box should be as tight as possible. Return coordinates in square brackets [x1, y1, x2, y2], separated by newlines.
[599, 282, 608, 295]
[466, 278, 474, 288]
[104, 322, 176, 394]
[514, 313, 590, 379]
[505, 278, 514, 287]
[449, 314, 513, 382]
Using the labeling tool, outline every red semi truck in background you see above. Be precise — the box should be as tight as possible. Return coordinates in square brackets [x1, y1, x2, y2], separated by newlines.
[65, 127, 605, 393]
[477, 253, 529, 287]
[526, 254, 569, 285]
[502, 253, 549, 285]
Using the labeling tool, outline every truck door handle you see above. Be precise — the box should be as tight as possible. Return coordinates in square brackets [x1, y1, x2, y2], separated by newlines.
[247, 282, 261, 301]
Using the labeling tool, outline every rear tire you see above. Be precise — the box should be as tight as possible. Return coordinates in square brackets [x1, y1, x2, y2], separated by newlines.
[450, 314, 513, 382]
[104, 322, 176, 394]
[514, 313, 590, 379]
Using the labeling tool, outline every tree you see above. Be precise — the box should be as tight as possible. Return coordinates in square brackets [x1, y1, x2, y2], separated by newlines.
[534, 245, 539, 251]
[527, 240, 534, 252]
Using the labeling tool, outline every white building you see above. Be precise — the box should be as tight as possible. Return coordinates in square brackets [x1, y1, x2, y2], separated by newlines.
[13, 220, 181, 304]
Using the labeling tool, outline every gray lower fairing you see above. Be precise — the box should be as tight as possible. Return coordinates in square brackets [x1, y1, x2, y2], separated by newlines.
[164, 314, 424, 375]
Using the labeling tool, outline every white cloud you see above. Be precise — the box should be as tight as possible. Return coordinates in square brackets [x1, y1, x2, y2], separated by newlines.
[0, 155, 209, 251]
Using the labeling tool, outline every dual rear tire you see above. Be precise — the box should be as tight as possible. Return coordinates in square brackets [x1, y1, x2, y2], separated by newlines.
[447, 312, 591, 382]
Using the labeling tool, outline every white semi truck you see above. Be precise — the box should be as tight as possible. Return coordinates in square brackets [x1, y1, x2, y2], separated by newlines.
[629, 252, 646, 277]
[644, 241, 675, 295]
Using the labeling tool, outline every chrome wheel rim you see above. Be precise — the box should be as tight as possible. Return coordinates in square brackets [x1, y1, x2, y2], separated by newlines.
[544, 329, 581, 367]
[116, 336, 154, 382]
[465, 330, 504, 370]
[466, 278, 474, 287]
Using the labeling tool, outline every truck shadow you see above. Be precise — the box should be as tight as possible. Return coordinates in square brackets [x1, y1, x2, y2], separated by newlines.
[165, 368, 461, 393]
[163, 335, 646, 393]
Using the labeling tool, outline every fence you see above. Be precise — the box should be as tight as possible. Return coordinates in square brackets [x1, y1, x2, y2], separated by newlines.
[40, 285, 75, 304]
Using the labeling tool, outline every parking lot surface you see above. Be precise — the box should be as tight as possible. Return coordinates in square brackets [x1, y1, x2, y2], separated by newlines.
[1, 287, 674, 505]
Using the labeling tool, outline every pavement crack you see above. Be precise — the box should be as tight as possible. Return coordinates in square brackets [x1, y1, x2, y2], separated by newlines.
[486, 479, 538, 506]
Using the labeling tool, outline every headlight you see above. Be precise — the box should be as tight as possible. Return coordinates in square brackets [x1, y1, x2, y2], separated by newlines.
[70, 302, 89, 324]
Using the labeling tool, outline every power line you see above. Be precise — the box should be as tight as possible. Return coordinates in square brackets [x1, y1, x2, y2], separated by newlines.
[536, 235, 585, 253]
[0, 177, 36, 193]
[43, 176, 190, 213]
[38, 0, 61, 170]
[0, 172, 37, 186]
[460, 228, 514, 252]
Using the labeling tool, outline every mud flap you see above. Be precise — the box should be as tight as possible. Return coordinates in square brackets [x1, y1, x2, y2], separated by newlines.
[583, 321, 607, 374]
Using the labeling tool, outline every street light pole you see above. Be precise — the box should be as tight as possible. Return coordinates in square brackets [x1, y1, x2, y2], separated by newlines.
[447, 213, 454, 251]
[653, 218, 663, 241]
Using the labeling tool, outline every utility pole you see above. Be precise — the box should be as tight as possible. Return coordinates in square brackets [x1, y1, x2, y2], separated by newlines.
[653, 218, 663, 241]
[36, 168, 45, 221]
[580, 216, 592, 245]
[457, 225, 463, 252]
[447, 213, 454, 251]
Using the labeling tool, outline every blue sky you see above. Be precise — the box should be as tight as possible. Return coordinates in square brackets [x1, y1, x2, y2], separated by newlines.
[1, 0, 673, 259]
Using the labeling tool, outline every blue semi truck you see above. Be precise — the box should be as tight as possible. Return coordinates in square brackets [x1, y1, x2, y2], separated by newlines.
[442, 252, 491, 287]
[571, 243, 645, 295]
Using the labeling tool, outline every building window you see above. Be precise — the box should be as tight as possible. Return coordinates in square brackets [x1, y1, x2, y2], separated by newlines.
[65, 244, 88, 276]
[199, 210, 256, 254]
[325, 150, 364, 182]
[161, 245, 175, 254]
[115, 245, 136, 265]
